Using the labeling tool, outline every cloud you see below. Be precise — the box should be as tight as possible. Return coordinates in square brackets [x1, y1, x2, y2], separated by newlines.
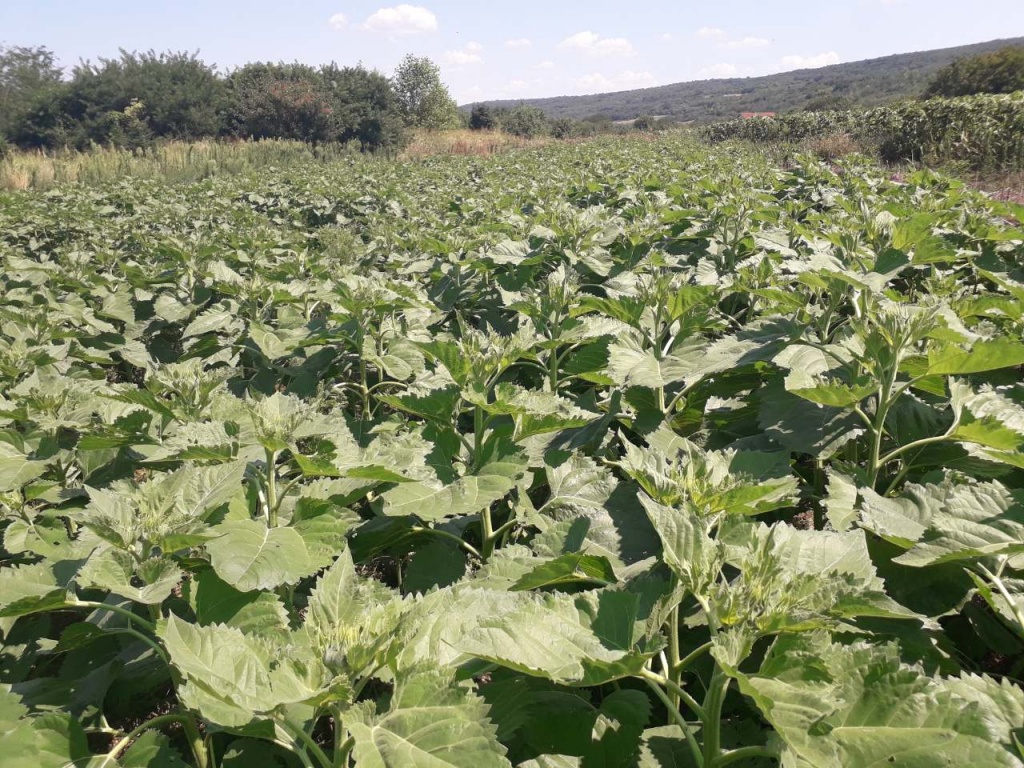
[697, 27, 726, 40]
[558, 31, 635, 57]
[503, 79, 529, 94]
[443, 44, 484, 66]
[781, 51, 840, 69]
[505, 38, 532, 49]
[362, 4, 438, 35]
[725, 36, 770, 49]
[699, 63, 738, 78]
[535, 60, 555, 70]
[660, 33, 673, 42]
[328, 13, 348, 30]
[574, 70, 657, 92]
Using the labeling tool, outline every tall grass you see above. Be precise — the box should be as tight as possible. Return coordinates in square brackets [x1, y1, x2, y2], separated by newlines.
[0, 139, 363, 191]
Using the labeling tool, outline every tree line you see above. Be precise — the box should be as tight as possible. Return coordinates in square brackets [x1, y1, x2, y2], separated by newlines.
[0, 48, 462, 153]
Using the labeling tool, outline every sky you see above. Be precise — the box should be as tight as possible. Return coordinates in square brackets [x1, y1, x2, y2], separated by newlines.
[2, 1, 1022, 104]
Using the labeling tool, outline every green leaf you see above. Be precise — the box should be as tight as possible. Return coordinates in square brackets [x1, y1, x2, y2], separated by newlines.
[78, 550, 182, 605]
[347, 668, 512, 768]
[188, 569, 290, 638]
[893, 479, 1024, 567]
[927, 339, 1024, 376]
[159, 614, 324, 727]
[404, 540, 468, 594]
[456, 589, 650, 685]
[512, 554, 617, 592]
[737, 632, 1022, 768]
[380, 451, 527, 521]
[206, 520, 314, 592]
[120, 730, 191, 768]
[0, 563, 66, 619]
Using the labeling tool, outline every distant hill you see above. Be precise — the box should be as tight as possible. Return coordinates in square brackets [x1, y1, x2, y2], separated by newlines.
[466, 37, 1024, 123]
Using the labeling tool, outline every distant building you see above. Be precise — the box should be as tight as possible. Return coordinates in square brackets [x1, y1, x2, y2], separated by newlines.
[740, 111, 776, 119]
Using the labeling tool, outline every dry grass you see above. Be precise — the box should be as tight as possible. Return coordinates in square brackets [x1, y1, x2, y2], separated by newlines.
[401, 129, 552, 158]
[963, 169, 1024, 204]
[801, 133, 861, 163]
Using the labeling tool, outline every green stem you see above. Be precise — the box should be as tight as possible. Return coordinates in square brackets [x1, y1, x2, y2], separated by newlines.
[70, 600, 156, 634]
[976, 561, 1024, 636]
[480, 505, 495, 562]
[266, 448, 279, 527]
[702, 670, 730, 767]
[279, 718, 332, 768]
[642, 669, 705, 720]
[641, 673, 704, 768]
[411, 526, 482, 559]
[673, 640, 713, 676]
[877, 427, 956, 467]
[712, 745, 780, 767]
[111, 626, 170, 665]
[99, 713, 198, 768]
[336, 736, 355, 766]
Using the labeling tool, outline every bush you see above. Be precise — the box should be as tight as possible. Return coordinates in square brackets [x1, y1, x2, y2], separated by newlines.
[469, 105, 497, 131]
[501, 105, 548, 138]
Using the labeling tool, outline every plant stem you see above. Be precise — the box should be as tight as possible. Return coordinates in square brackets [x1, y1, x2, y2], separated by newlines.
[411, 525, 482, 559]
[711, 745, 780, 767]
[266, 448, 279, 527]
[642, 669, 705, 720]
[702, 669, 730, 767]
[99, 713, 198, 768]
[673, 640, 713, 676]
[336, 736, 355, 766]
[279, 718, 333, 768]
[70, 600, 156, 634]
[480, 505, 495, 562]
[641, 673, 704, 768]
[976, 561, 1024, 636]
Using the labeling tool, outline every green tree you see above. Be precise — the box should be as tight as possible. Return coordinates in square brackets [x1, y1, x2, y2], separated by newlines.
[0, 45, 63, 140]
[924, 46, 1024, 98]
[391, 54, 460, 129]
[227, 63, 335, 144]
[500, 104, 548, 138]
[468, 104, 497, 130]
[13, 49, 225, 148]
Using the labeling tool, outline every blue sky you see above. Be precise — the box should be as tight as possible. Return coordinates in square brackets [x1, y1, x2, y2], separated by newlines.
[2, 1, 1021, 103]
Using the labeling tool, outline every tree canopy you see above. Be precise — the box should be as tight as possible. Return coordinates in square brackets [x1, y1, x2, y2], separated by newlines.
[924, 46, 1024, 98]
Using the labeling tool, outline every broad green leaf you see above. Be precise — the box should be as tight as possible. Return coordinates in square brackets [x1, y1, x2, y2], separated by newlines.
[737, 633, 1021, 768]
[512, 553, 617, 592]
[457, 589, 650, 685]
[927, 339, 1024, 376]
[380, 451, 527, 521]
[0, 563, 66, 618]
[347, 668, 512, 768]
[206, 519, 314, 592]
[894, 479, 1024, 567]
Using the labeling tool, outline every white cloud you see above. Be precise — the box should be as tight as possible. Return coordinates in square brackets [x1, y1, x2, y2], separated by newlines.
[558, 31, 635, 57]
[660, 33, 673, 41]
[697, 27, 726, 39]
[362, 4, 438, 35]
[699, 63, 738, 78]
[505, 38, 532, 49]
[328, 13, 348, 30]
[574, 70, 658, 92]
[535, 60, 555, 70]
[504, 79, 529, 94]
[443, 48, 483, 66]
[781, 51, 840, 69]
[465, 41, 483, 53]
[726, 36, 770, 49]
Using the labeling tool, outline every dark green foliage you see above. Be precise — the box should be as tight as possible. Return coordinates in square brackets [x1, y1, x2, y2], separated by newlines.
[13, 50, 226, 149]
[0, 45, 63, 140]
[924, 46, 1024, 98]
[469, 104, 497, 131]
[472, 36, 1024, 122]
[704, 91, 1024, 170]
[500, 105, 548, 138]
[632, 115, 657, 132]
